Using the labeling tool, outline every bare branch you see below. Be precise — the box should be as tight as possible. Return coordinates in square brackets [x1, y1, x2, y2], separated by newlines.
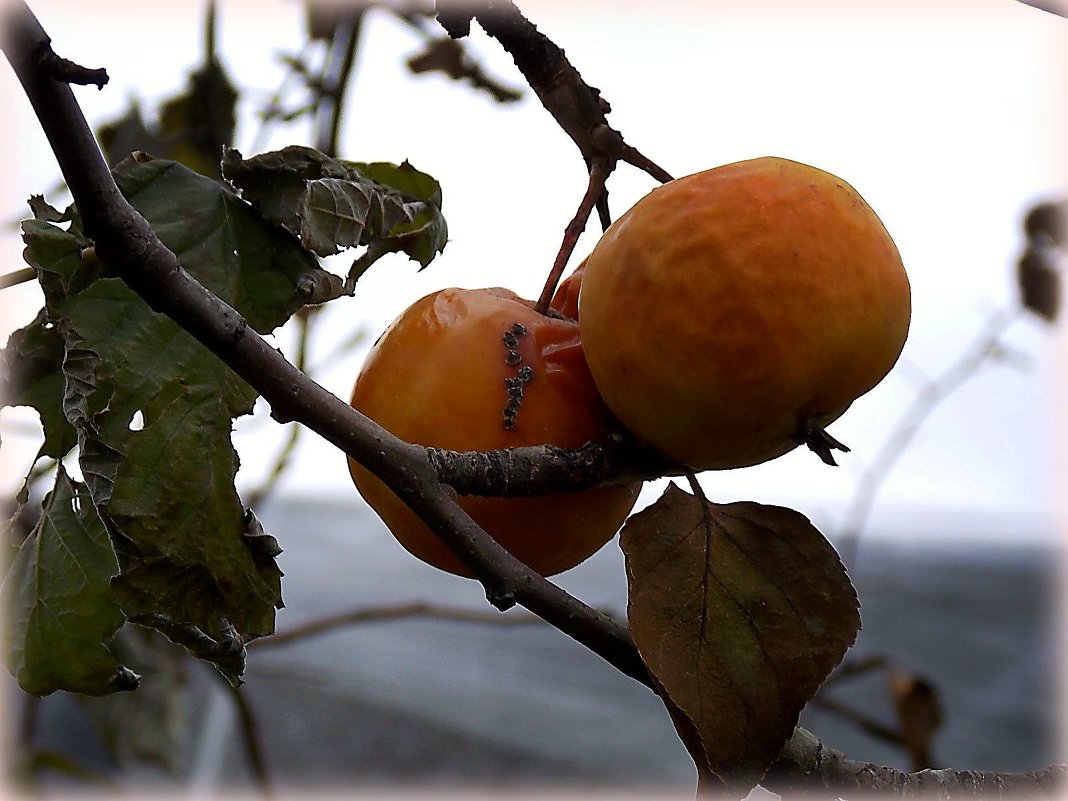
[252, 602, 551, 648]
[426, 435, 678, 496]
[36, 40, 107, 88]
[244, 310, 316, 509]
[764, 727, 1065, 798]
[313, 9, 365, 157]
[1, 267, 36, 289]
[221, 680, 275, 798]
[535, 157, 611, 314]
[437, 0, 672, 307]
[837, 306, 1021, 565]
[441, 0, 670, 181]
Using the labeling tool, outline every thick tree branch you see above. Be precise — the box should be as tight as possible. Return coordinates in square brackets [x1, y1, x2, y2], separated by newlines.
[1, 0, 649, 689]
[427, 434, 677, 497]
[440, 0, 671, 182]
[764, 727, 1065, 798]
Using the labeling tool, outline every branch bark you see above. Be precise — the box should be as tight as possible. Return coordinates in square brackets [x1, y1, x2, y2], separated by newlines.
[251, 601, 550, 648]
[764, 727, 1065, 798]
[436, 0, 673, 309]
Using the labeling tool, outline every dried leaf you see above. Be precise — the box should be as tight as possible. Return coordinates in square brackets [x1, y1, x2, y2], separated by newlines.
[889, 668, 942, 771]
[1017, 200, 1064, 323]
[222, 145, 447, 272]
[620, 484, 860, 797]
[1018, 249, 1060, 322]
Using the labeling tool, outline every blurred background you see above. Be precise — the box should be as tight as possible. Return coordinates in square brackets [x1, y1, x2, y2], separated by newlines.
[0, 0, 1065, 797]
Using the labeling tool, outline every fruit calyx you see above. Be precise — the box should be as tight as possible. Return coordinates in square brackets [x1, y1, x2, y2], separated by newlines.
[793, 418, 851, 466]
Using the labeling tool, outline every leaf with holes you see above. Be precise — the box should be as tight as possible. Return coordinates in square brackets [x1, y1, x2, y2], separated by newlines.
[619, 484, 860, 798]
[1, 311, 76, 461]
[1, 467, 138, 696]
[15, 155, 331, 678]
[222, 145, 447, 269]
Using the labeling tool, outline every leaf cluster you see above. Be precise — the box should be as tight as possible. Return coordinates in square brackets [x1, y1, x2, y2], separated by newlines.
[1, 146, 450, 693]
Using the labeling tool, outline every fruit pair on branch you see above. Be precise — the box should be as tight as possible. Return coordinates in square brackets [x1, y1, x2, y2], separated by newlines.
[349, 156, 911, 576]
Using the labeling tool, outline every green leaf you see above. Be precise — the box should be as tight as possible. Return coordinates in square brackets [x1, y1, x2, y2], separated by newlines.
[222, 145, 448, 272]
[1, 467, 138, 697]
[18, 156, 323, 675]
[620, 485, 860, 798]
[347, 159, 449, 268]
[1, 198, 107, 463]
[0, 311, 77, 460]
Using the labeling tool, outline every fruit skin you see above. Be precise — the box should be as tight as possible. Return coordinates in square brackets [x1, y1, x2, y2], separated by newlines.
[578, 156, 911, 470]
[349, 287, 641, 577]
[550, 257, 586, 320]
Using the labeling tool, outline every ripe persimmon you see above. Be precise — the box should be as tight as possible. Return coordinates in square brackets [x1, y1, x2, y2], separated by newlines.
[550, 257, 586, 321]
[348, 287, 641, 577]
[578, 157, 911, 470]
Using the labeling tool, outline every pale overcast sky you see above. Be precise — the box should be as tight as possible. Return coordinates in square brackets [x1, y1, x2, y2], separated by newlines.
[1, 1, 1065, 545]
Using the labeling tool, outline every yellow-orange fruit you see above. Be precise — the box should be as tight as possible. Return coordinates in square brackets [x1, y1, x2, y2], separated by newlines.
[578, 157, 911, 470]
[550, 257, 586, 321]
[349, 287, 641, 577]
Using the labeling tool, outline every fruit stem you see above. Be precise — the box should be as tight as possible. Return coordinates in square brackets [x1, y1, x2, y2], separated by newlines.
[795, 418, 851, 467]
[534, 157, 612, 315]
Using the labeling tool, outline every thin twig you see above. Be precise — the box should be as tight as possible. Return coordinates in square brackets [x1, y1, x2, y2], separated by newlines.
[809, 695, 907, 749]
[244, 310, 315, 509]
[249, 42, 315, 154]
[684, 471, 716, 546]
[437, 0, 672, 316]
[822, 654, 891, 686]
[443, 0, 671, 181]
[221, 680, 275, 798]
[36, 41, 107, 87]
[314, 11, 365, 157]
[253, 601, 552, 648]
[837, 306, 1022, 566]
[1, 267, 36, 289]
[534, 157, 611, 314]
[398, 9, 523, 103]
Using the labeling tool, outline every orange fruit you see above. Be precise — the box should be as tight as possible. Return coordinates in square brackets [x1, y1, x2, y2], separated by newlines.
[578, 157, 911, 470]
[550, 258, 586, 321]
[349, 287, 641, 576]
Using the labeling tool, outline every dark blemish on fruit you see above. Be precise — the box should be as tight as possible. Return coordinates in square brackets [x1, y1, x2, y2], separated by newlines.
[501, 322, 535, 430]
